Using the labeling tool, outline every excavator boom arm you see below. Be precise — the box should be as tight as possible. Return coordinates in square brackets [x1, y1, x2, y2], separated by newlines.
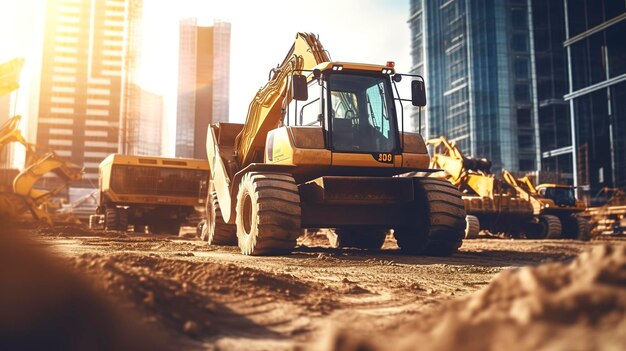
[426, 136, 497, 197]
[235, 33, 330, 167]
[1, 59, 84, 225]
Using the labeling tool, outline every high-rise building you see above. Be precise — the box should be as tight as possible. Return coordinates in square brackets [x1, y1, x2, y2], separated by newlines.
[36, 0, 142, 184]
[119, 0, 145, 155]
[176, 19, 231, 159]
[530, 0, 573, 183]
[125, 85, 162, 156]
[408, 0, 539, 172]
[564, 1, 626, 196]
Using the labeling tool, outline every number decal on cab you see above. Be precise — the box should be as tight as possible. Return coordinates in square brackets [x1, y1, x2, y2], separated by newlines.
[373, 153, 394, 164]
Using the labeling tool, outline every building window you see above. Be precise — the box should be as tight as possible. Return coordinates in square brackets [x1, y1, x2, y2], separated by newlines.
[510, 9, 527, 30]
[511, 34, 528, 52]
[515, 84, 530, 102]
[514, 58, 529, 78]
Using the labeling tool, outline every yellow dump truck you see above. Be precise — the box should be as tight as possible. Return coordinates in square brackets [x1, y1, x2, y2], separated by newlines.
[94, 154, 209, 234]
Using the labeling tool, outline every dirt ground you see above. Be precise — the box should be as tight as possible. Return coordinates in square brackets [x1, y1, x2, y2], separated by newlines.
[4, 224, 626, 350]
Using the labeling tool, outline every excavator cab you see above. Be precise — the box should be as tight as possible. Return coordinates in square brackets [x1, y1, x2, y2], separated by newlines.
[287, 66, 426, 163]
[538, 185, 577, 207]
[204, 33, 466, 256]
[327, 72, 398, 153]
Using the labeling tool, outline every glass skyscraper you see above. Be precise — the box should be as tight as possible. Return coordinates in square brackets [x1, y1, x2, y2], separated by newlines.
[531, 0, 573, 183]
[564, 0, 626, 197]
[409, 0, 539, 172]
[176, 19, 231, 159]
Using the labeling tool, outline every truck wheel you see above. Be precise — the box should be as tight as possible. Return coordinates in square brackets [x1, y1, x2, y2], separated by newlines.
[104, 207, 120, 230]
[235, 172, 301, 255]
[89, 214, 103, 230]
[526, 215, 562, 239]
[206, 191, 237, 245]
[330, 227, 387, 249]
[89, 215, 95, 229]
[575, 217, 591, 241]
[464, 215, 480, 239]
[561, 216, 590, 241]
[118, 208, 128, 231]
[197, 220, 207, 240]
[394, 178, 466, 256]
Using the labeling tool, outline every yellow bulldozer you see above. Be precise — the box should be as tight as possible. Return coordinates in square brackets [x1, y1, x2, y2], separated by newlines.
[502, 170, 589, 240]
[0, 58, 83, 225]
[202, 33, 466, 256]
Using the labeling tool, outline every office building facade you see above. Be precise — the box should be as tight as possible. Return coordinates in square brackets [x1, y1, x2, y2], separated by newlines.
[531, 0, 573, 182]
[176, 19, 230, 159]
[564, 0, 626, 195]
[125, 86, 162, 156]
[409, 0, 539, 172]
[36, 0, 142, 183]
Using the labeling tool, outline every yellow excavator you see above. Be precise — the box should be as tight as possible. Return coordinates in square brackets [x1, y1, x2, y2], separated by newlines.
[426, 136, 567, 239]
[0, 58, 83, 225]
[502, 170, 589, 240]
[203, 33, 466, 256]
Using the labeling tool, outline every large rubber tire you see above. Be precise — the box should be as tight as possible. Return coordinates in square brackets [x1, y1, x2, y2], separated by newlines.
[464, 215, 481, 239]
[118, 209, 128, 231]
[527, 214, 561, 239]
[235, 172, 301, 255]
[197, 220, 207, 240]
[105, 207, 118, 230]
[393, 178, 466, 256]
[329, 227, 388, 249]
[105, 207, 127, 231]
[561, 216, 590, 241]
[206, 191, 237, 245]
[575, 217, 591, 241]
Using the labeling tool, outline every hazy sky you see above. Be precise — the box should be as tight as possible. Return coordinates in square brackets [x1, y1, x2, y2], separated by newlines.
[0, 0, 412, 156]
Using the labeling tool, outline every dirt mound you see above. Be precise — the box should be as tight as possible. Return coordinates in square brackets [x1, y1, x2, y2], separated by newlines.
[315, 244, 626, 351]
[0, 219, 175, 350]
[71, 252, 334, 339]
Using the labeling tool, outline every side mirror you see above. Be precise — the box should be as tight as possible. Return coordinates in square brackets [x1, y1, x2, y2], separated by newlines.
[292, 74, 308, 101]
[411, 80, 427, 107]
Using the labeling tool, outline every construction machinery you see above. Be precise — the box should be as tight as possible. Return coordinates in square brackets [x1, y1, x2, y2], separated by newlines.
[502, 170, 589, 240]
[93, 154, 209, 234]
[203, 32, 466, 256]
[426, 136, 566, 239]
[581, 188, 626, 236]
[1, 58, 83, 224]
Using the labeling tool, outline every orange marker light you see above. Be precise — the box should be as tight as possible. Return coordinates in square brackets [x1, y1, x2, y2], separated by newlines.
[386, 61, 395, 68]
